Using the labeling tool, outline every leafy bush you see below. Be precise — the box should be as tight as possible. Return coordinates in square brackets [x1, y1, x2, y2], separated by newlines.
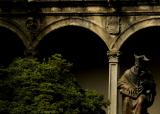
[0, 54, 108, 114]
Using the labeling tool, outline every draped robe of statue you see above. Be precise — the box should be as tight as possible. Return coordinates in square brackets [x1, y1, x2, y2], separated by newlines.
[118, 55, 156, 114]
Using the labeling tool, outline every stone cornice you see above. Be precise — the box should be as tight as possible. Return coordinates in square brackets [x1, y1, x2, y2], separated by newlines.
[1, 3, 160, 17]
[1, 12, 160, 17]
[0, 1, 159, 8]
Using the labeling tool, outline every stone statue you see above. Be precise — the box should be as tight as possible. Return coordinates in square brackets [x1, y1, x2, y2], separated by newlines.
[118, 54, 156, 114]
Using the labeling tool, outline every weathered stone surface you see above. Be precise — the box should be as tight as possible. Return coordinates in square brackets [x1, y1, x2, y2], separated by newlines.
[0, 1, 160, 114]
[106, 16, 120, 35]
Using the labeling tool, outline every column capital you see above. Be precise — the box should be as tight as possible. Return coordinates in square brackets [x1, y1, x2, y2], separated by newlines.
[107, 50, 120, 63]
[24, 47, 37, 58]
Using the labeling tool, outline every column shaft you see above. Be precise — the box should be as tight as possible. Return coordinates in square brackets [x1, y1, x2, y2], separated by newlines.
[107, 51, 120, 114]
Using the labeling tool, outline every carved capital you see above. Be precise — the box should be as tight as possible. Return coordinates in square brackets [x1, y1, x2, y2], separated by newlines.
[24, 48, 37, 57]
[107, 50, 120, 63]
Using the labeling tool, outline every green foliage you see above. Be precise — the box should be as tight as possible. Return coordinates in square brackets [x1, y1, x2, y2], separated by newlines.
[0, 54, 107, 114]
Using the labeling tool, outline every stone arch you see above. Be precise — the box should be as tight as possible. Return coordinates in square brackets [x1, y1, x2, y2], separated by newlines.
[0, 18, 29, 48]
[112, 18, 160, 50]
[34, 17, 111, 49]
[35, 20, 109, 105]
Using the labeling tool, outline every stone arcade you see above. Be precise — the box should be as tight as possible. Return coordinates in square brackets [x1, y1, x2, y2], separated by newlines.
[0, 0, 160, 114]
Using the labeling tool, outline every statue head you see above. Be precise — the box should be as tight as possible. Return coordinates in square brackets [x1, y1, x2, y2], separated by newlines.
[134, 54, 150, 69]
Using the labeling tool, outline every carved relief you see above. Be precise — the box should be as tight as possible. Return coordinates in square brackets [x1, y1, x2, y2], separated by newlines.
[26, 17, 40, 39]
[106, 16, 120, 35]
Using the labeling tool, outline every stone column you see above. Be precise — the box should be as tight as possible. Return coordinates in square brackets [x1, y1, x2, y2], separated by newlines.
[107, 50, 120, 114]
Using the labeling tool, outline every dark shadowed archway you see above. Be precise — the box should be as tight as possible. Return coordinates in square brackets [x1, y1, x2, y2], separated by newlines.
[120, 26, 160, 114]
[36, 25, 109, 100]
[0, 27, 25, 67]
